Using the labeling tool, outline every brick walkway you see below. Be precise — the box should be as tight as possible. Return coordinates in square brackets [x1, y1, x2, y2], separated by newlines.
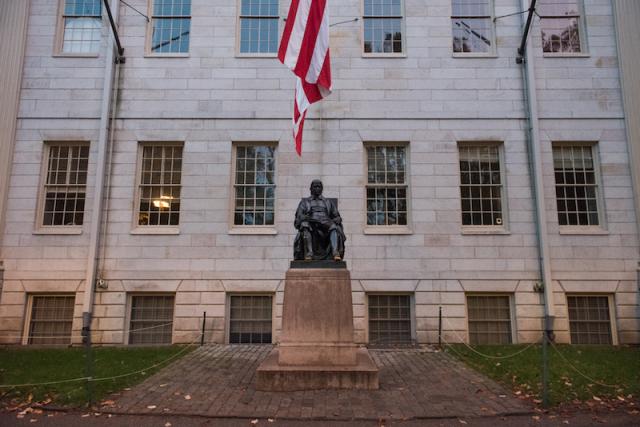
[101, 345, 532, 421]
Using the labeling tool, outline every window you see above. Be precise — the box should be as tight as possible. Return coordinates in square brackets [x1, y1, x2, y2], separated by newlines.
[239, 0, 279, 54]
[459, 143, 505, 227]
[128, 295, 174, 345]
[538, 0, 584, 54]
[552, 144, 601, 227]
[363, 0, 404, 54]
[467, 295, 513, 345]
[368, 294, 412, 345]
[40, 143, 89, 227]
[233, 144, 276, 226]
[451, 0, 494, 54]
[27, 295, 75, 345]
[366, 144, 408, 226]
[149, 0, 191, 54]
[567, 295, 613, 345]
[136, 144, 183, 227]
[58, 0, 102, 54]
[229, 295, 273, 344]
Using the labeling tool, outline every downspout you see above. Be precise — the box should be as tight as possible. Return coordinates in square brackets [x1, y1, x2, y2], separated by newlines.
[518, 0, 555, 327]
[81, 0, 121, 343]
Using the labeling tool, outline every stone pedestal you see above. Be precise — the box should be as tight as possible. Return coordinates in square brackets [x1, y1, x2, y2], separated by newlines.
[256, 267, 379, 391]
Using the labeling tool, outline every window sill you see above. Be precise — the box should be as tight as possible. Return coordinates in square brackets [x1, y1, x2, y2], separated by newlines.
[130, 227, 180, 235]
[53, 53, 99, 58]
[452, 53, 498, 58]
[144, 53, 190, 58]
[363, 226, 412, 235]
[362, 53, 407, 59]
[558, 226, 608, 235]
[228, 227, 277, 235]
[33, 227, 82, 235]
[543, 52, 590, 58]
[461, 227, 510, 235]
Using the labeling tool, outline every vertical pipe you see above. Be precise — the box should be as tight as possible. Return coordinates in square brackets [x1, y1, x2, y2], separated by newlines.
[519, 0, 553, 408]
[81, 0, 121, 340]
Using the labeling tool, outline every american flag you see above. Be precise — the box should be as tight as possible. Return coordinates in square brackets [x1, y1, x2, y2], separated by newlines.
[278, 0, 332, 156]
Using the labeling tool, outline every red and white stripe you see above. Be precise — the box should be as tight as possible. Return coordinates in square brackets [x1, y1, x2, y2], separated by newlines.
[279, 0, 332, 155]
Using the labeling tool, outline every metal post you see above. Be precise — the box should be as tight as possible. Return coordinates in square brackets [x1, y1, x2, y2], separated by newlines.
[201, 311, 206, 346]
[438, 306, 442, 348]
[542, 316, 552, 408]
[82, 313, 94, 407]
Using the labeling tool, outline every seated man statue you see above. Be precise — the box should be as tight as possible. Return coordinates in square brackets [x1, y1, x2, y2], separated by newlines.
[293, 179, 346, 261]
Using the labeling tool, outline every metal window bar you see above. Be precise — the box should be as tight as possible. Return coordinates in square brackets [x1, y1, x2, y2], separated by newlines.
[467, 295, 512, 345]
[567, 295, 612, 345]
[553, 145, 599, 226]
[229, 295, 273, 344]
[138, 145, 182, 226]
[43, 145, 89, 226]
[28, 295, 75, 345]
[459, 144, 503, 226]
[368, 294, 412, 345]
[366, 145, 408, 226]
[128, 295, 175, 345]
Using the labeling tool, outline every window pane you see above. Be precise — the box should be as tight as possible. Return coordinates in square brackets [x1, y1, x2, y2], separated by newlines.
[452, 17, 492, 53]
[129, 295, 175, 345]
[368, 294, 412, 345]
[234, 145, 276, 226]
[366, 145, 408, 226]
[62, 17, 102, 53]
[541, 18, 581, 53]
[138, 145, 183, 226]
[151, 17, 191, 53]
[43, 144, 89, 226]
[452, 0, 491, 16]
[459, 145, 502, 226]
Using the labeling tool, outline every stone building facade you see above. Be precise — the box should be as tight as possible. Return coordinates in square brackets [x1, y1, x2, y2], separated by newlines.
[0, 0, 638, 347]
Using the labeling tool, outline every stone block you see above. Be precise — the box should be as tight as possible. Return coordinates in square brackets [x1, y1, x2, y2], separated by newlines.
[360, 280, 417, 292]
[461, 280, 518, 292]
[122, 280, 181, 292]
[223, 280, 280, 292]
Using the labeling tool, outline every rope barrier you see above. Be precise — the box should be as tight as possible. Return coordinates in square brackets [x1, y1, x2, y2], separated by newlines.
[549, 340, 619, 389]
[0, 334, 201, 389]
[0, 321, 176, 341]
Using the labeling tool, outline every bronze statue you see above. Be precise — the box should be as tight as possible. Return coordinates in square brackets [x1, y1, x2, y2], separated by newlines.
[294, 180, 346, 261]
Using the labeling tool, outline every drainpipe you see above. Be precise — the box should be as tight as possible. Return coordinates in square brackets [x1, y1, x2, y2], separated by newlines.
[518, 1, 555, 327]
[81, 0, 121, 344]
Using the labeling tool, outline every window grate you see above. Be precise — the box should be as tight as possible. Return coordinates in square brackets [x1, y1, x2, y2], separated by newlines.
[239, 0, 279, 54]
[234, 145, 276, 226]
[368, 295, 412, 345]
[567, 295, 612, 345]
[467, 295, 512, 345]
[61, 0, 102, 53]
[538, 0, 582, 53]
[366, 145, 408, 226]
[43, 144, 89, 226]
[363, 0, 404, 54]
[151, 0, 191, 53]
[129, 295, 174, 345]
[459, 144, 503, 226]
[137, 144, 182, 226]
[28, 295, 75, 345]
[451, 0, 493, 53]
[229, 295, 272, 344]
[553, 145, 599, 226]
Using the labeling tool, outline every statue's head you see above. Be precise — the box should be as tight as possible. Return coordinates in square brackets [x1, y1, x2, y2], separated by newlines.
[310, 179, 323, 197]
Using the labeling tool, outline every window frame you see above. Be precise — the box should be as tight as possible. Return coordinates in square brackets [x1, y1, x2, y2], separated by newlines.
[566, 294, 617, 345]
[451, 0, 497, 58]
[145, 0, 192, 57]
[225, 293, 275, 344]
[236, 0, 281, 57]
[34, 141, 90, 235]
[363, 142, 412, 235]
[366, 293, 415, 346]
[457, 141, 509, 234]
[361, 0, 407, 58]
[228, 142, 278, 235]
[551, 141, 607, 234]
[54, 0, 103, 57]
[125, 293, 176, 346]
[538, 0, 589, 57]
[22, 294, 76, 346]
[131, 141, 184, 235]
[465, 293, 516, 345]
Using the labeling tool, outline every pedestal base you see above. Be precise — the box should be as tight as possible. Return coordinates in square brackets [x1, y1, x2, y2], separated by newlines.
[256, 348, 379, 391]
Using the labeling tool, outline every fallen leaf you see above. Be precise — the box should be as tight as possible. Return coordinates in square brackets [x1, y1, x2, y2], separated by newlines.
[165, 423, 172, 427]
[184, 395, 192, 400]
[251, 420, 259, 425]
[268, 419, 274, 423]
[532, 416, 540, 421]
[101, 400, 116, 407]
[146, 405, 157, 410]
[617, 396, 626, 402]
[81, 414, 90, 418]
[32, 409, 43, 415]
[495, 362, 501, 366]
[562, 421, 569, 425]
[16, 415, 25, 419]
[159, 384, 168, 388]
[593, 396, 602, 402]
[499, 394, 506, 398]
[30, 419, 37, 423]
[458, 420, 467, 425]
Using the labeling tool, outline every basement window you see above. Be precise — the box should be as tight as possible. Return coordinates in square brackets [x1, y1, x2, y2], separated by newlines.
[128, 295, 175, 345]
[467, 295, 513, 345]
[368, 294, 412, 345]
[567, 295, 613, 345]
[229, 295, 273, 344]
[27, 295, 75, 345]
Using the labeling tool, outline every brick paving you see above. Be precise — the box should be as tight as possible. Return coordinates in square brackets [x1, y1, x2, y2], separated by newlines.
[101, 345, 533, 420]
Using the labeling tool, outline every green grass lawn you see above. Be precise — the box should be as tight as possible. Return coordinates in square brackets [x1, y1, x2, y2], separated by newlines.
[446, 343, 640, 405]
[0, 345, 195, 408]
